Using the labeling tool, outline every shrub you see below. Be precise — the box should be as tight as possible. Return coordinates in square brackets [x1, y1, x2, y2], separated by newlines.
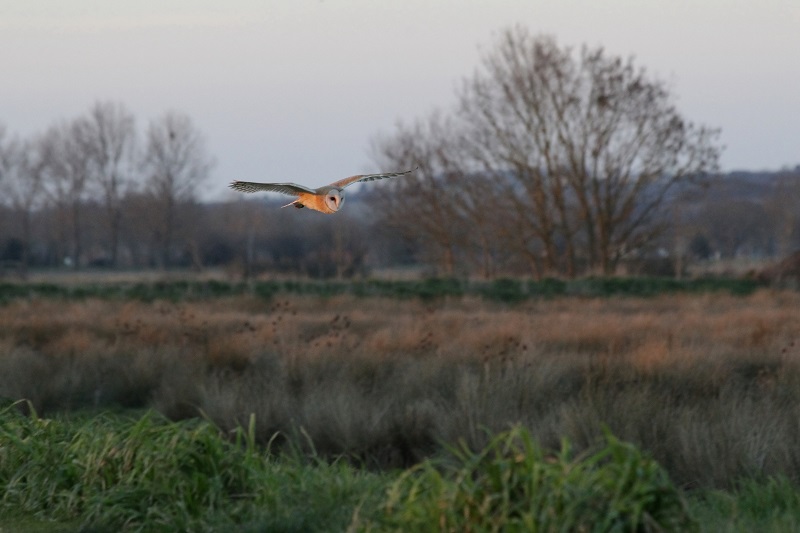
[360, 426, 696, 532]
[529, 277, 567, 298]
[482, 278, 527, 303]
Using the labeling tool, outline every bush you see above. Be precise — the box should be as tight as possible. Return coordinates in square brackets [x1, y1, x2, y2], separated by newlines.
[360, 426, 696, 532]
[482, 278, 527, 303]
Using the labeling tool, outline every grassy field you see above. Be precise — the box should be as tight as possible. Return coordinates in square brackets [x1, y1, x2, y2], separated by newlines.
[1, 280, 799, 530]
[3, 405, 799, 532]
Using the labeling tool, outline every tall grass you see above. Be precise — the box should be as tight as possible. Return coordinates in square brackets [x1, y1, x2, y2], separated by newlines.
[3, 403, 800, 531]
[0, 404, 258, 528]
[1, 290, 799, 490]
[0, 402, 387, 532]
[0, 402, 698, 532]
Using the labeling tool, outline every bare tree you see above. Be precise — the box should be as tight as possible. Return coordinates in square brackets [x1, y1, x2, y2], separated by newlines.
[218, 198, 266, 279]
[767, 167, 800, 257]
[460, 27, 720, 275]
[374, 27, 721, 277]
[371, 114, 468, 276]
[38, 120, 92, 269]
[142, 111, 213, 268]
[369, 113, 510, 276]
[0, 125, 20, 269]
[0, 124, 11, 193]
[4, 134, 45, 277]
[75, 101, 137, 267]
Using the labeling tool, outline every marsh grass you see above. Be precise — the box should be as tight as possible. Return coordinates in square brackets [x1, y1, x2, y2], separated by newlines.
[1, 289, 799, 490]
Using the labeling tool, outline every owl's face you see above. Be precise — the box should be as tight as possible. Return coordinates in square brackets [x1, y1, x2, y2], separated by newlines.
[324, 189, 345, 212]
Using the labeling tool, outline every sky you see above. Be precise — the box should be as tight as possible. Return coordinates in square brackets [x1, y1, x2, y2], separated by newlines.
[1, 1, 799, 200]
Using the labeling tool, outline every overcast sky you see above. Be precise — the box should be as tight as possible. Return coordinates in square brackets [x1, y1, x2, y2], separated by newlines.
[1, 1, 798, 199]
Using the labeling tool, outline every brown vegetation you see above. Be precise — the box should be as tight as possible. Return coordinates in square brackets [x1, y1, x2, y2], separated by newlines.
[1, 291, 799, 490]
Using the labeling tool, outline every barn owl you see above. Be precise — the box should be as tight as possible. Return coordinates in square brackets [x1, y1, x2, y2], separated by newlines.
[229, 168, 415, 214]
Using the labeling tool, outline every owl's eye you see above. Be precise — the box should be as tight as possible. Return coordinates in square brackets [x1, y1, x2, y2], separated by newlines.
[329, 197, 336, 202]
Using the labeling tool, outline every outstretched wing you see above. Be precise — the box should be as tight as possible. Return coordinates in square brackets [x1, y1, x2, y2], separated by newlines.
[330, 168, 416, 189]
[229, 181, 316, 196]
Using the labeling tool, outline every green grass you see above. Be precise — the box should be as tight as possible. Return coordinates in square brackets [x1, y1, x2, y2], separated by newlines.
[691, 476, 800, 532]
[0, 403, 388, 532]
[356, 426, 696, 532]
[3, 404, 800, 531]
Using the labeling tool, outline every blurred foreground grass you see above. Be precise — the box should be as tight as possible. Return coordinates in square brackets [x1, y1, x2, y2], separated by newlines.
[4, 405, 798, 532]
[0, 404, 387, 532]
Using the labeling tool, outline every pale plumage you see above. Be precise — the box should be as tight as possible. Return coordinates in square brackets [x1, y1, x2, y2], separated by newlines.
[229, 169, 415, 214]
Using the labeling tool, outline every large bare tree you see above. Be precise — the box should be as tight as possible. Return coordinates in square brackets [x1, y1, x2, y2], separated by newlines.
[75, 101, 138, 267]
[463, 28, 720, 275]
[142, 111, 213, 268]
[374, 27, 721, 277]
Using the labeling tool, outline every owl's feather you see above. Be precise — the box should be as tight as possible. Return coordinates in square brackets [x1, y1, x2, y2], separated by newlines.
[228, 181, 315, 196]
[330, 168, 416, 189]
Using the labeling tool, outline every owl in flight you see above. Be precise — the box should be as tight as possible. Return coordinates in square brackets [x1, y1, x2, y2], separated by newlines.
[229, 168, 415, 214]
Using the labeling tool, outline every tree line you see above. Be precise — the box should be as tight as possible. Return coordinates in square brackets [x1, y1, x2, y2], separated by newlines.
[0, 103, 213, 277]
[0, 98, 380, 279]
[0, 27, 797, 280]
